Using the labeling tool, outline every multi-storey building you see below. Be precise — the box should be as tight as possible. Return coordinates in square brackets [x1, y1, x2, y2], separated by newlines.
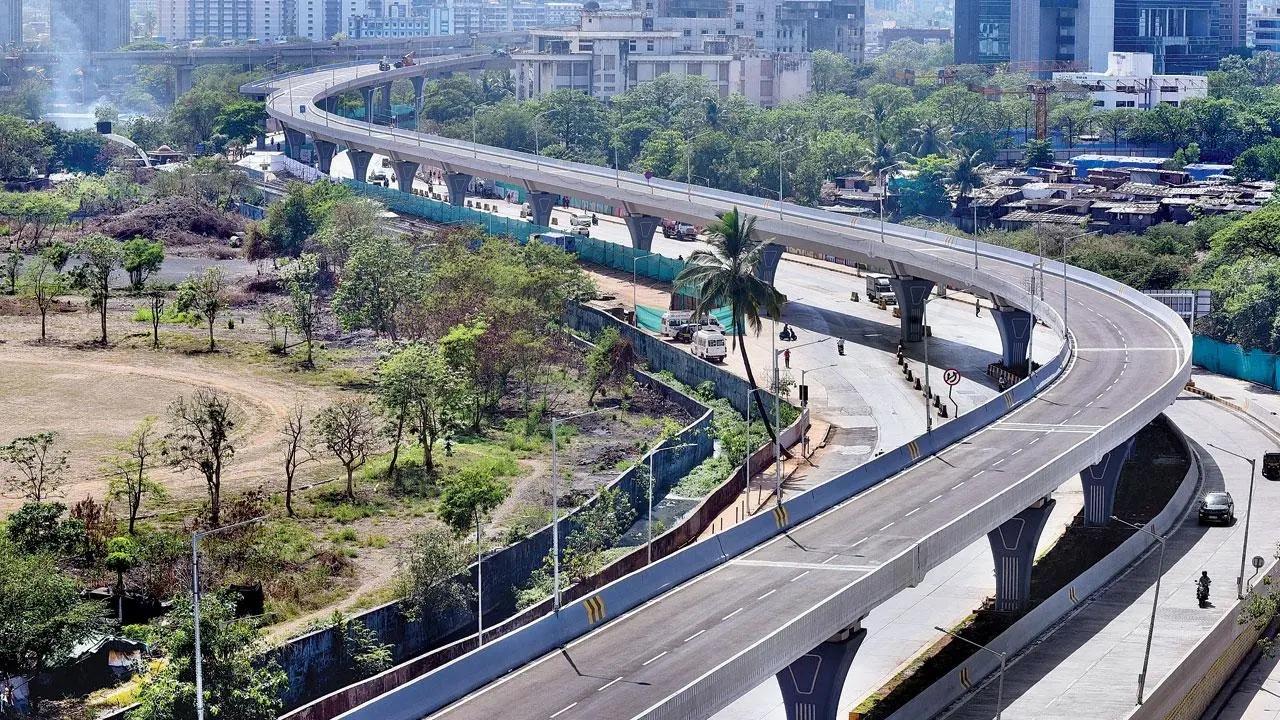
[1053, 51, 1208, 109]
[1221, 0, 1247, 50]
[1, 0, 21, 45]
[957, 0, 1109, 70]
[157, 0, 293, 41]
[1251, 0, 1280, 50]
[52, 0, 130, 50]
[732, 0, 864, 58]
[1113, 0, 1221, 72]
[512, 8, 809, 104]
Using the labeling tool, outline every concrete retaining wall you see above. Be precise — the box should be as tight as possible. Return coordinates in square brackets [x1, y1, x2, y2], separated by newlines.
[885, 415, 1199, 720]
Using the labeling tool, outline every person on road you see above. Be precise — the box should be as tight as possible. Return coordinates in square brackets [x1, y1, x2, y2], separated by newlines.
[975, 297, 982, 317]
[1197, 571, 1211, 606]
[783, 349, 791, 368]
[836, 338, 845, 356]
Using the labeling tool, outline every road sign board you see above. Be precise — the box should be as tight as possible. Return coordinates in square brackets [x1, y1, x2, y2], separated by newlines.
[943, 368, 961, 386]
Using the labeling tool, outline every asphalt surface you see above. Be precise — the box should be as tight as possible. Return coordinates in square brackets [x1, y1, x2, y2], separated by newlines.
[259, 62, 1190, 720]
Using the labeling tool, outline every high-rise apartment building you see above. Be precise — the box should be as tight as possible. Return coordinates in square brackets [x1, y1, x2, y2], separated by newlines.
[52, 0, 131, 50]
[1, 0, 21, 45]
[1221, 0, 1247, 50]
[1252, 0, 1280, 50]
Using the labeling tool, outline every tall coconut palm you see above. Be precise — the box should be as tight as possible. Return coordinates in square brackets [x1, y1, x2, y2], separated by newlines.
[909, 119, 954, 158]
[949, 150, 990, 233]
[675, 207, 788, 449]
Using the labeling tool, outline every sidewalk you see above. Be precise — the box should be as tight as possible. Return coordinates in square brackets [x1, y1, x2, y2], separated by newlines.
[943, 390, 1280, 720]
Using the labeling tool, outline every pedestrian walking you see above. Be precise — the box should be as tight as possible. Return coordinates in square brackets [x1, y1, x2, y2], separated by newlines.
[784, 349, 791, 368]
[836, 338, 845, 356]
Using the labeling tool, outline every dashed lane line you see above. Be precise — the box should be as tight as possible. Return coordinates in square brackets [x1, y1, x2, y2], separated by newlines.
[642, 651, 668, 666]
[550, 703, 578, 718]
[598, 677, 623, 692]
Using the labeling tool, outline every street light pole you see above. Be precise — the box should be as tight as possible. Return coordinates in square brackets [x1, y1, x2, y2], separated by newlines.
[192, 515, 267, 720]
[549, 404, 618, 610]
[923, 298, 933, 432]
[1060, 229, 1099, 329]
[934, 626, 1007, 720]
[647, 442, 697, 563]
[779, 143, 802, 220]
[686, 130, 712, 202]
[471, 103, 491, 158]
[533, 109, 553, 173]
[630, 252, 656, 326]
[797, 364, 837, 408]
[1209, 443, 1258, 600]
[878, 162, 901, 243]
[1111, 515, 1165, 705]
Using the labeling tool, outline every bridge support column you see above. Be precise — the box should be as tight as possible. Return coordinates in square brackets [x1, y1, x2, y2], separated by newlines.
[756, 242, 784, 286]
[624, 213, 661, 252]
[283, 127, 307, 162]
[378, 82, 393, 117]
[314, 139, 337, 175]
[775, 623, 867, 720]
[348, 149, 373, 183]
[890, 277, 934, 343]
[991, 305, 1033, 375]
[394, 160, 419, 193]
[1080, 437, 1136, 527]
[360, 86, 375, 122]
[410, 76, 426, 115]
[528, 191, 558, 226]
[445, 172, 473, 206]
[175, 64, 195, 97]
[987, 496, 1055, 613]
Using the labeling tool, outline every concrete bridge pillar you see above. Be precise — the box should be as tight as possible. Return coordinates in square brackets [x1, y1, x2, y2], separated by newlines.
[175, 64, 195, 97]
[775, 623, 867, 720]
[283, 127, 307, 162]
[394, 159, 419, 193]
[991, 305, 1033, 375]
[314, 139, 337, 175]
[624, 213, 661, 251]
[378, 81, 393, 117]
[1080, 436, 1136, 527]
[360, 86, 375, 122]
[348, 149, 373, 183]
[445, 172, 473, 206]
[527, 191, 558, 226]
[756, 242, 785, 286]
[890, 277, 935, 343]
[987, 496, 1055, 613]
[411, 76, 426, 115]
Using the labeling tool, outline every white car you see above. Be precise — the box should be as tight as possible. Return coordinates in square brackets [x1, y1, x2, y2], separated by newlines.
[691, 329, 728, 363]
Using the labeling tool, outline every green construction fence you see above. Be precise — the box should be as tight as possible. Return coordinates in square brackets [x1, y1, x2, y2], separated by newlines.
[1193, 335, 1280, 390]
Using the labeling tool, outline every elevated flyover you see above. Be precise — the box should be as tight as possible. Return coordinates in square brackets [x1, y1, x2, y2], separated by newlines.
[252, 60, 1192, 720]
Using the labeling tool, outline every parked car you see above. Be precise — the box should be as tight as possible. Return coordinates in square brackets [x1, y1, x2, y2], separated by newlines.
[569, 214, 592, 236]
[1198, 491, 1235, 525]
[672, 323, 700, 343]
[520, 202, 532, 218]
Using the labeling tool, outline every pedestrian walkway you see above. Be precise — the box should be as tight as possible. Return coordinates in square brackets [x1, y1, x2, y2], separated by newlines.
[1210, 647, 1280, 719]
[944, 393, 1280, 720]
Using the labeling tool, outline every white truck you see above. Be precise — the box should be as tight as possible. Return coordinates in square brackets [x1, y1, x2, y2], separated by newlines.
[865, 274, 896, 304]
[691, 328, 728, 363]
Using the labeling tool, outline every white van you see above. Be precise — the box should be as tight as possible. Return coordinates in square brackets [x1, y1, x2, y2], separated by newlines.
[691, 329, 728, 363]
[660, 310, 694, 336]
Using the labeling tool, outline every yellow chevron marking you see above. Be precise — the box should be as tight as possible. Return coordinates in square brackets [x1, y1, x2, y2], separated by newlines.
[773, 504, 790, 528]
[907, 441, 921, 461]
[1069, 586, 1078, 604]
[959, 666, 972, 689]
[1004, 392, 1015, 409]
[584, 595, 607, 624]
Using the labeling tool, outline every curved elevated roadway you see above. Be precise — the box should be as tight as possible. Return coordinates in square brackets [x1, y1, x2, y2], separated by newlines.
[254, 59, 1193, 720]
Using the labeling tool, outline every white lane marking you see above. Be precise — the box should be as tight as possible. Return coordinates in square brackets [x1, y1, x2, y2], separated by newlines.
[850, 537, 869, 548]
[684, 630, 706, 643]
[642, 651, 668, 666]
[1086, 401, 1095, 407]
[790, 570, 810, 582]
[905, 507, 921, 517]
[551, 703, 578, 718]
[930, 495, 943, 503]
[823, 554, 840, 564]
[993, 458, 1006, 466]
[722, 608, 744, 621]
[757, 589, 777, 601]
[1011, 448, 1023, 455]
[1029, 437, 1040, 444]
[952, 482, 966, 490]
[879, 522, 895, 532]
[973, 470, 986, 477]
[598, 677, 623, 692]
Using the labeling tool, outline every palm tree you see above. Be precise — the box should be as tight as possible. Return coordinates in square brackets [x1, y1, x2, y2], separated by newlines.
[858, 132, 911, 179]
[675, 207, 788, 449]
[909, 119, 953, 158]
[949, 150, 989, 232]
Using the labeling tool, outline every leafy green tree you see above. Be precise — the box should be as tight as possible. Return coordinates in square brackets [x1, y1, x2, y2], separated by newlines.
[375, 343, 459, 473]
[0, 537, 103, 698]
[105, 536, 139, 620]
[0, 115, 52, 177]
[107, 417, 166, 534]
[437, 465, 508, 629]
[397, 525, 473, 618]
[895, 155, 952, 218]
[419, 76, 485, 125]
[1022, 138, 1055, 169]
[280, 404, 314, 517]
[130, 593, 287, 720]
[811, 50, 855, 94]
[0, 431, 69, 502]
[72, 234, 123, 344]
[908, 119, 952, 157]
[1168, 142, 1201, 170]
[19, 255, 65, 341]
[327, 611, 392, 685]
[281, 254, 322, 366]
[585, 326, 636, 403]
[166, 389, 239, 525]
[5, 249, 18, 293]
[314, 398, 379, 499]
[675, 208, 786, 447]
[5, 502, 85, 556]
[1235, 138, 1280, 180]
[51, 130, 110, 174]
[167, 88, 235, 148]
[333, 234, 419, 337]
[175, 267, 228, 351]
[213, 100, 267, 145]
[122, 237, 165, 290]
[1095, 108, 1138, 150]
[40, 241, 72, 272]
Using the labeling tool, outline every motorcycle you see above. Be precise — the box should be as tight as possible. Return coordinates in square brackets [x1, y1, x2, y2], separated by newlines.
[1196, 581, 1210, 608]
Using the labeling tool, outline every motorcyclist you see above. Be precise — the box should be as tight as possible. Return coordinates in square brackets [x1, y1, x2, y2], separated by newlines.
[1196, 571, 1211, 605]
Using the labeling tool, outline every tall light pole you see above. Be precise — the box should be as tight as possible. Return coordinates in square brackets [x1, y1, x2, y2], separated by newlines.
[1111, 515, 1165, 705]
[686, 130, 713, 201]
[192, 515, 267, 720]
[934, 626, 1007, 720]
[923, 297, 934, 431]
[1209, 443, 1258, 600]
[549, 403, 619, 610]
[647, 442, 697, 563]
[630, 252, 656, 326]
[1060, 229, 1100, 330]
[797, 363, 837, 408]
[533, 108, 553, 173]
[778, 142, 802, 220]
[470, 103, 492, 158]
[878, 161, 902, 243]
